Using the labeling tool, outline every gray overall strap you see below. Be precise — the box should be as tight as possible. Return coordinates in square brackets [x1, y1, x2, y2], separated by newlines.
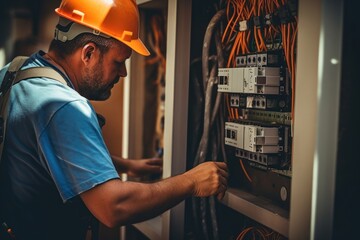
[14, 67, 68, 86]
[0, 56, 68, 162]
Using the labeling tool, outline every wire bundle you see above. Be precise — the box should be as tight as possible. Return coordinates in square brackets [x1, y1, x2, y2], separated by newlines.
[222, 0, 298, 120]
[236, 225, 287, 240]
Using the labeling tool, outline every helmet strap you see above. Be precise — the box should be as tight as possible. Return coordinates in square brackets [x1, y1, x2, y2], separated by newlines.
[54, 17, 110, 42]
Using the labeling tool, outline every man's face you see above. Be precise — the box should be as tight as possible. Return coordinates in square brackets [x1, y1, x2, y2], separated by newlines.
[79, 42, 132, 100]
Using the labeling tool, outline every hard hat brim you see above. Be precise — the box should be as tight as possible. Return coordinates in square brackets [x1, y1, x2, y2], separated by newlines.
[121, 38, 150, 56]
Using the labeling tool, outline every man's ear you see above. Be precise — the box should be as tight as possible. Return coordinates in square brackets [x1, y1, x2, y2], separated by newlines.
[81, 43, 96, 65]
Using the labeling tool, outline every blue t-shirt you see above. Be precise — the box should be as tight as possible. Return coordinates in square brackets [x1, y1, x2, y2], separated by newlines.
[0, 51, 120, 240]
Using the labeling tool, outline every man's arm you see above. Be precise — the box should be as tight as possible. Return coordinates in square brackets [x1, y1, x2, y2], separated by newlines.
[80, 161, 228, 228]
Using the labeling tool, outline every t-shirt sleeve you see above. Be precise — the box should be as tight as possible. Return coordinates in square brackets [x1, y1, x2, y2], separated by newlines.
[38, 100, 119, 202]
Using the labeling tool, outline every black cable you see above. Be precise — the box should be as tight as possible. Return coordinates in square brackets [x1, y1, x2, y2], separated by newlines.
[209, 11, 226, 240]
[195, 65, 216, 165]
[202, 9, 226, 91]
[200, 198, 210, 240]
[219, 103, 227, 164]
[209, 196, 218, 240]
[209, 125, 220, 240]
[195, 66, 216, 240]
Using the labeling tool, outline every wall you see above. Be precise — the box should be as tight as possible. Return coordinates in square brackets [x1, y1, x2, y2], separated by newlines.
[289, 0, 321, 239]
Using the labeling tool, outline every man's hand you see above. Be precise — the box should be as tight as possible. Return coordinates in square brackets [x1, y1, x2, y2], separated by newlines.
[126, 158, 163, 178]
[183, 161, 228, 200]
[112, 155, 163, 178]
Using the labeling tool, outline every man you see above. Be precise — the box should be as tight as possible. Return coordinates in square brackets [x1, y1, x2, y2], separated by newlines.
[0, 0, 228, 239]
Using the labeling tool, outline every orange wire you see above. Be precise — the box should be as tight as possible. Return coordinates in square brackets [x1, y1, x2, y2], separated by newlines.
[291, 19, 298, 119]
[254, 25, 261, 51]
[227, 33, 242, 67]
[273, 0, 280, 8]
[225, 1, 239, 45]
[287, 23, 291, 68]
[249, 0, 256, 17]
[222, 0, 235, 44]
[237, 32, 244, 55]
[243, 32, 250, 53]
[259, 28, 267, 51]
[237, 227, 253, 240]
[239, 159, 252, 182]
[226, 94, 232, 120]
[231, 107, 235, 120]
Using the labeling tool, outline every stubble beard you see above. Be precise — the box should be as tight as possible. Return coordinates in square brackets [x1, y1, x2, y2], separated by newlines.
[79, 61, 112, 101]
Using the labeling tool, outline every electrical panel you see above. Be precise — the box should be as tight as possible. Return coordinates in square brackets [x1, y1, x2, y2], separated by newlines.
[188, 0, 298, 239]
[218, 3, 296, 210]
[221, 50, 293, 187]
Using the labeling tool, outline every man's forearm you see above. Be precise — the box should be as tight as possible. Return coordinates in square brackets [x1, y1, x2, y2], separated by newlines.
[114, 174, 194, 224]
[81, 173, 194, 227]
[81, 161, 227, 228]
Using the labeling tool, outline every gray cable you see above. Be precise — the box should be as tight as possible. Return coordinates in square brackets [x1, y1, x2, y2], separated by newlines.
[193, 8, 226, 240]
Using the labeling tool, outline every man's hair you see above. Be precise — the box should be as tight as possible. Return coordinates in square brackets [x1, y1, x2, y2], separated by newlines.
[49, 33, 119, 59]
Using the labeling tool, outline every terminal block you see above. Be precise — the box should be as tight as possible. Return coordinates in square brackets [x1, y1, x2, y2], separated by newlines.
[235, 148, 279, 166]
[235, 51, 283, 68]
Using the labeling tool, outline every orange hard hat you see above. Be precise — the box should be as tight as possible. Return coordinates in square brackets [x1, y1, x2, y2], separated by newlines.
[54, 0, 150, 56]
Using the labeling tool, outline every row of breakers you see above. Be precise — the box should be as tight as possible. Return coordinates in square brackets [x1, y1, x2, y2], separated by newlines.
[225, 122, 283, 153]
[218, 66, 284, 95]
[225, 122, 284, 166]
